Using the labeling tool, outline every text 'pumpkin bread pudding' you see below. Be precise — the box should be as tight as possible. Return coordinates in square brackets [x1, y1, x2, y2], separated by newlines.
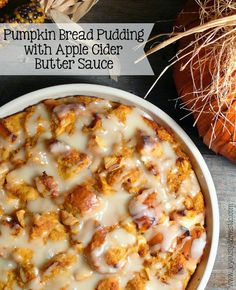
[0, 96, 206, 290]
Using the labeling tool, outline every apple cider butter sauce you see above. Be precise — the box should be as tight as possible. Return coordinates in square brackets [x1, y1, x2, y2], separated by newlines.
[0, 96, 206, 289]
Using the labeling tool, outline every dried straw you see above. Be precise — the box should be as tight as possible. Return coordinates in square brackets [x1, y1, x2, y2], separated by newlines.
[136, 14, 236, 63]
[143, 0, 236, 148]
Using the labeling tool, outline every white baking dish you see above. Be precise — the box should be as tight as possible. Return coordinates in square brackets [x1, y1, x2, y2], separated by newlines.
[0, 84, 219, 290]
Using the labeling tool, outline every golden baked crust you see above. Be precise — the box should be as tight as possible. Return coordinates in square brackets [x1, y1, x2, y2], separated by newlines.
[0, 96, 206, 290]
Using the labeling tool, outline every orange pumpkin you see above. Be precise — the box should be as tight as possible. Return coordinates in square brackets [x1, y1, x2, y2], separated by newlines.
[173, 1, 236, 162]
[0, 0, 8, 9]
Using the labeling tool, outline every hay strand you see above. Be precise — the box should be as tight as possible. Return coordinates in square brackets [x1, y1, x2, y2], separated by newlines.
[136, 13, 236, 63]
[143, 0, 236, 153]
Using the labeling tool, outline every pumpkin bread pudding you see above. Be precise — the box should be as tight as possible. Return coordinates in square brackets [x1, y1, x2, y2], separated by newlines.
[0, 96, 206, 289]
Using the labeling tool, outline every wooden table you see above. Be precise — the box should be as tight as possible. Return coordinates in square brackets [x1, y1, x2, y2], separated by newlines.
[0, 0, 235, 289]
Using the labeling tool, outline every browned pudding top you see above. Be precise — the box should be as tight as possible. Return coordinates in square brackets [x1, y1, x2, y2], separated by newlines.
[0, 96, 206, 290]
